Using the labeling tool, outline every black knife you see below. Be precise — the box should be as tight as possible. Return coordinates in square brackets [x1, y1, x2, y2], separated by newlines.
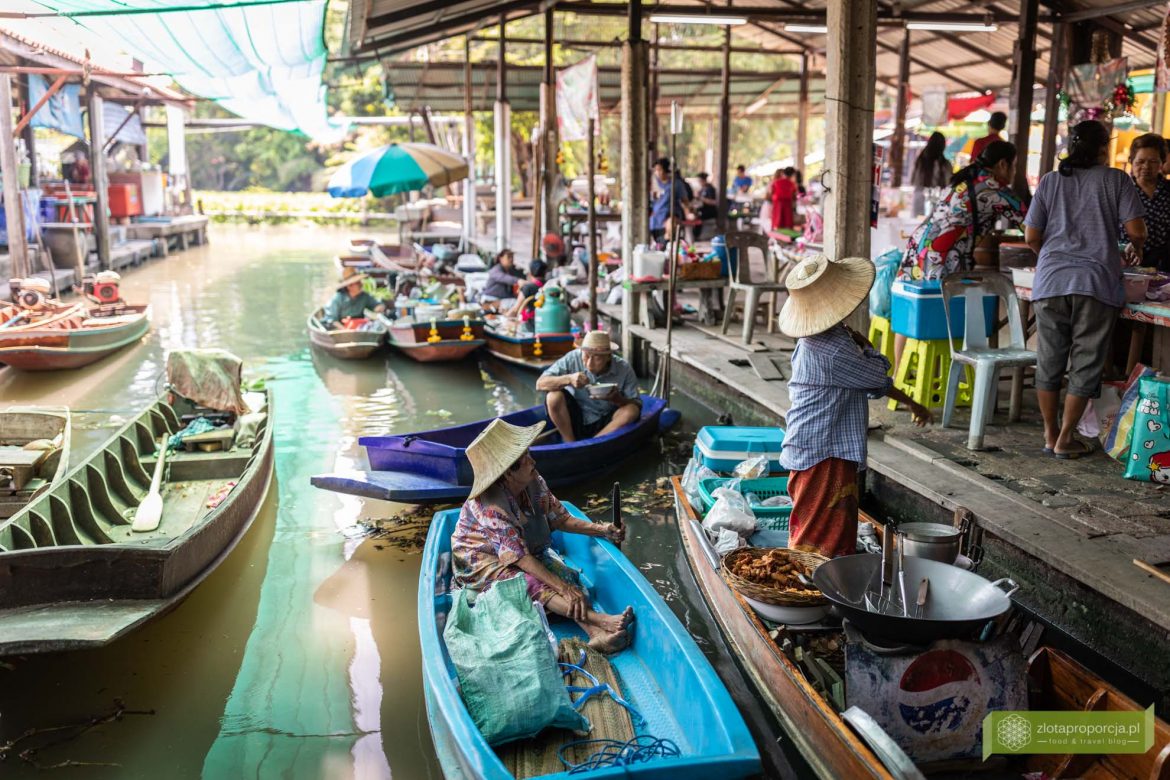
[611, 481, 622, 546]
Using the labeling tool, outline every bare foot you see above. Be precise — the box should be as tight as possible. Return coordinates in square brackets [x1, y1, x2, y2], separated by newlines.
[587, 628, 629, 655]
[591, 610, 630, 634]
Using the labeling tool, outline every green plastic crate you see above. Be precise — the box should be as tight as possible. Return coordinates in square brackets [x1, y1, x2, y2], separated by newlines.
[698, 476, 792, 531]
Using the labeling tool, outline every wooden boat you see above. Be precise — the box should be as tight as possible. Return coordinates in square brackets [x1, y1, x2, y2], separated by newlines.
[370, 242, 422, 271]
[0, 408, 69, 519]
[307, 307, 387, 359]
[672, 477, 1170, 779]
[483, 323, 576, 371]
[312, 396, 671, 504]
[0, 385, 274, 655]
[0, 302, 150, 370]
[380, 314, 485, 363]
[420, 501, 761, 779]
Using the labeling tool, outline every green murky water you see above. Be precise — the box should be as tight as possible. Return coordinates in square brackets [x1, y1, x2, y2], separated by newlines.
[0, 225, 800, 778]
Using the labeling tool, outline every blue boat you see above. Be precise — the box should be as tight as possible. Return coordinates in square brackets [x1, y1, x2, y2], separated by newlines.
[420, 503, 761, 779]
[311, 396, 676, 504]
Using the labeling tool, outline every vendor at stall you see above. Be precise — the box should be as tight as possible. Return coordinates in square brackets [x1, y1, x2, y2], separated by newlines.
[731, 165, 753, 196]
[450, 417, 632, 653]
[778, 255, 931, 558]
[649, 158, 691, 245]
[536, 330, 640, 443]
[1124, 133, 1170, 271]
[322, 272, 384, 328]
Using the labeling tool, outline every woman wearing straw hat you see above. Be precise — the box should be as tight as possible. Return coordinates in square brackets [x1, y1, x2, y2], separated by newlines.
[450, 418, 634, 654]
[321, 270, 385, 329]
[778, 255, 932, 558]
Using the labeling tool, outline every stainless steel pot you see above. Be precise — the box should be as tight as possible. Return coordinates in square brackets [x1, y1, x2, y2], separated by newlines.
[898, 522, 962, 564]
[812, 553, 1018, 645]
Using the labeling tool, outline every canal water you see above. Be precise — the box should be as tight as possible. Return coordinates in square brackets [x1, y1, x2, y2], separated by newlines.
[0, 225, 805, 778]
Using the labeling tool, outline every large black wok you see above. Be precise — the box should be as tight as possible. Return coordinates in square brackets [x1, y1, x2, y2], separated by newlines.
[812, 554, 1018, 645]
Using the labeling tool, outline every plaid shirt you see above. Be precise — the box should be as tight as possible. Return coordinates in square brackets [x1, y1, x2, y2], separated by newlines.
[779, 324, 894, 472]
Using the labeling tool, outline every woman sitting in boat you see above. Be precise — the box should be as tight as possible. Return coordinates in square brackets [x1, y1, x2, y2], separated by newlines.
[322, 272, 385, 329]
[451, 417, 634, 654]
[536, 330, 641, 443]
[478, 249, 523, 310]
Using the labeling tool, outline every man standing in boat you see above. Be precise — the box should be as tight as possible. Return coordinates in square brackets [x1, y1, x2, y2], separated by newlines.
[322, 272, 384, 329]
[536, 331, 641, 443]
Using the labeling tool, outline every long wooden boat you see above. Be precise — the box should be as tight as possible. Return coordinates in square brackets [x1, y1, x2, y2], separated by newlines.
[0, 386, 275, 655]
[307, 307, 387, 360]
[370, 242, 422, 271]
[313, 396, 671, 504]
[420, 502, 761, 779]
[0, 408, 70, 519]
[0, 303, 150, 370]
[483, 324, 576, 371]
[381, 314, 485, 363]
[672, 477, 1170, 779]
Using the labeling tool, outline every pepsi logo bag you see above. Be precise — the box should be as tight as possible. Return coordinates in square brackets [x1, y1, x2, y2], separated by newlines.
[1123, 376, 1170, 482]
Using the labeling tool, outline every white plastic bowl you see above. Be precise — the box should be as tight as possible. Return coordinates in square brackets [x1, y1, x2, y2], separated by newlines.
[587, 383, 616, 399]
[742, 595, 827, 625]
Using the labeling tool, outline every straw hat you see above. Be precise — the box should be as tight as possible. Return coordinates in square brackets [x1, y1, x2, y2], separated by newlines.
[580, 330, 617, 353]
[337, 271, 369, 291]
[466, 418, 546, 498]
[778, 255, 875, 338]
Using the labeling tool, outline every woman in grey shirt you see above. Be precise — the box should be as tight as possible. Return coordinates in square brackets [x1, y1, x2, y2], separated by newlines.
[1024, 120, 1147, 458]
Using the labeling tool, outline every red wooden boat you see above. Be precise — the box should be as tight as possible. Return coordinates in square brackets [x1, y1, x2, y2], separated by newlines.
[483, 323, 575, 371]
[0, 302, 150, 370]
[380, 315, 484, 363]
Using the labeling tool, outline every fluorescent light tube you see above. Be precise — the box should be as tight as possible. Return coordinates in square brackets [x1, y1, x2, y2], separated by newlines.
[906, 21, 998, 32]
[784, 23, 828, 33]
[649, 14, 747, 25]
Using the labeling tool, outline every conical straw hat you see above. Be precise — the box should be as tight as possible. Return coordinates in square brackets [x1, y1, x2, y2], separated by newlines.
[336, 270, 369, 290]
[778, 255, 875, 338]
[466, 417, 546, 498]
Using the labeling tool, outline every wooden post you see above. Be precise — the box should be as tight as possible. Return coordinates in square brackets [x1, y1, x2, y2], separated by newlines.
[890, 29, 911, 189]
[463, 35, 476, 248]
[587, 117, 598, 330]
[542, 8, 559, 240]
[715, 14, 732, 233]
[494, 14, 512, 252]
[87, 86, 111, 270]
[18, 71, 37, 187]
[620, 0, 649, 358]
[648, 23, 659, 159]
[795, 51, 810, 176]
[1039, 22, 1067, 176]
[0, 74, 29, 280]
[1010, 0, 1039, 201]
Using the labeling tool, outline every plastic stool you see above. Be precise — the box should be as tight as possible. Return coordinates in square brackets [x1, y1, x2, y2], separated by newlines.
[889, 337, 973, 410]
[868, 316, 895, 375]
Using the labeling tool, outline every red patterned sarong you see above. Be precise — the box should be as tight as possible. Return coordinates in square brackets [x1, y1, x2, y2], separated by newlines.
[787, 457, 859, 558]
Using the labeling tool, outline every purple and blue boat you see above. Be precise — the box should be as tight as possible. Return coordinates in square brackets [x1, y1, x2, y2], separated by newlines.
[311, 395, 675, 504]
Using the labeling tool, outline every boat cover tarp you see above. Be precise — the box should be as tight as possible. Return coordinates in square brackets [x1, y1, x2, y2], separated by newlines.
[166, 349, 247, 415]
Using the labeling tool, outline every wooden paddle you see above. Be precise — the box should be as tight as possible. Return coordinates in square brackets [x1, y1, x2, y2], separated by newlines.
[131, 436, 169, 533]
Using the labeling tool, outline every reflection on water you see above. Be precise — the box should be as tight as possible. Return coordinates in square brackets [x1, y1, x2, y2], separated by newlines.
[0, 225, 802, 779]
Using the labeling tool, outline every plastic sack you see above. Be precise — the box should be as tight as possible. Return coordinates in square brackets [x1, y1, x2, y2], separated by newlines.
[1124, 376, 1170, 482]
[733, 455, 769, 480]
[1105, 364, 1156, 461]
[682, 457, 717, 508]
[713, 527, 745, 555]
[759, 495, 793, 508]
[868, 248, 903, 320]
[1076, 400, 1101, 440]
[443, 576, 589, 745]
[703, 486, 757, 536]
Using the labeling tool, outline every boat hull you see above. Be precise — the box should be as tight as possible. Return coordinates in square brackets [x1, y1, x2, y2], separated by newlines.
[389, 335, 484, 362]
[0, 408, 70, 519]
[0, 391, 276, 655]
[0, 306, 150, 370]
[483, 328, 574, 371]
[420, 503, 761, 780]
[308, 309, 386, 360]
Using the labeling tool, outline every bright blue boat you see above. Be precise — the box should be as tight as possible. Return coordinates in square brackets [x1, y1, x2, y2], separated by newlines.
[311, 396, 676, 504]
[419, 503, 761, 779]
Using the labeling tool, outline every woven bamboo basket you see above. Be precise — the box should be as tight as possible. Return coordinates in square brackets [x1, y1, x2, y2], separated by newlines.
[675, 261, 723, 281]
[720, 547, 829, 607]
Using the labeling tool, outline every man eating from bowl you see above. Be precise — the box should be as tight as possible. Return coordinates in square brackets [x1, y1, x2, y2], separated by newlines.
[536, 330, 641, 442]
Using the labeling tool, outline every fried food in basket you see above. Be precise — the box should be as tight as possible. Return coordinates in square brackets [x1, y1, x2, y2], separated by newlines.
[729, 549, 819, 593]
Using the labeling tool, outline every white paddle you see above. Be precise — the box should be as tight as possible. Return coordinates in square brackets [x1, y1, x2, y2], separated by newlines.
[131, 436, 169, 533]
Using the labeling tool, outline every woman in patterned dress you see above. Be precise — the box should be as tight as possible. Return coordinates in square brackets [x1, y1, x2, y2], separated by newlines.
[450, 418, 634, 653]
[1124, 133, 1170, 271]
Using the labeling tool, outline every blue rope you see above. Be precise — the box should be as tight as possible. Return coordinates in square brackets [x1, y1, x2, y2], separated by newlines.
[557, 736, 681, 773]
[559, 650, 645, 727]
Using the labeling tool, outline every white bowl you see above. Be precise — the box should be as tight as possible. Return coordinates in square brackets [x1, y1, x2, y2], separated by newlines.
[587, 383, 616, 398]
[743, 595, 827, 625]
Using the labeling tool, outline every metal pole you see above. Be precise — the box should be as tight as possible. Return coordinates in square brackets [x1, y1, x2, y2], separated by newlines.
[715, 7, 732, 233]
[0, 74, 29, 280]
[542, 7, 558, 239]
[587, 117, 598, 330]
[662, 117, 679, 403]
[795, 51, 809, 176]
[890, 29, 910, 189]
[463, 34, 476, 249]
[494, 13, 512, 252]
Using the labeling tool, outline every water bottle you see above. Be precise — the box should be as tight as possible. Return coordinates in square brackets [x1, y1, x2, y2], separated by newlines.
[745, 492, 761, 506]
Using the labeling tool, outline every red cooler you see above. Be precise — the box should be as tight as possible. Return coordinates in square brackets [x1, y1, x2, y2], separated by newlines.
[107, 183, 142, 218]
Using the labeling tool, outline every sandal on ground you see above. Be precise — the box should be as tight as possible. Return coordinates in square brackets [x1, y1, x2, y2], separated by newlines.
[1054, 440, 1092, 460]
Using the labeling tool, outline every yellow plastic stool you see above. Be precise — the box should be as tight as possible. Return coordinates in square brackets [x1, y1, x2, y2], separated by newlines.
[868, 316, 895, 375]
[889, 337, 974, 410]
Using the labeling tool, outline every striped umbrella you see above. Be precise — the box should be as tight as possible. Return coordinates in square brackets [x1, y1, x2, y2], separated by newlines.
[327, 143, 470, 198]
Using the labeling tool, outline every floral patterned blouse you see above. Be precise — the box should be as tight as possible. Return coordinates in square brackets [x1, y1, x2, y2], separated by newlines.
[1123, 177, 1170, 269]
[451, 475, 570, 594]
[899, 170, 1027, 280]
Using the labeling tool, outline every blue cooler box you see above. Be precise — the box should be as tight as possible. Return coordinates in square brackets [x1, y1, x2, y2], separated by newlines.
[693, 425, 785, 473]
[890, 279, 997, 341]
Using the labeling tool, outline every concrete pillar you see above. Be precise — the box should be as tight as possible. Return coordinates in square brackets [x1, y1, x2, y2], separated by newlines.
[463, 35, 476, 248]
[620, 0, 648, 358]
[796, 51, 810, 175]
[494, 15, 512, 253]
[824, 0, 877, 291]
[890, 30, 911, 189]
[166, 103, 189, 213]
[1010, 0, 1039, 200]
[715, 22, 732, 233]
[87, 86, 111, 271]
[541, 8, 559, 239]
[0, 74, 29, 280]
[1039, 22, 1067, 176]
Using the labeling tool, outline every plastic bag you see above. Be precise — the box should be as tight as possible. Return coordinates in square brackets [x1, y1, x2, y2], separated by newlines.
[868, 248, 903, 320]
[713, 527, 745, 555]
[703, 486, 757, 536]
[1076, 400, 1101, 439]
[1105, 364, 1156, 461]
[733, 455, 769, 480]
[1123, 376, 1170, 482]
[759, 494, 793, 508]
[443, 576, 589, 745]
[682, 457, 717, 508]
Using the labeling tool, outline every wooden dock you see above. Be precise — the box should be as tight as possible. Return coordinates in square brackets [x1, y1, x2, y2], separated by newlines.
[126, 215, 209, 256]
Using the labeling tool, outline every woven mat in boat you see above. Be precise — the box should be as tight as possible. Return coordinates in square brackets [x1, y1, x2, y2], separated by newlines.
[498, 638, 636, 779]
